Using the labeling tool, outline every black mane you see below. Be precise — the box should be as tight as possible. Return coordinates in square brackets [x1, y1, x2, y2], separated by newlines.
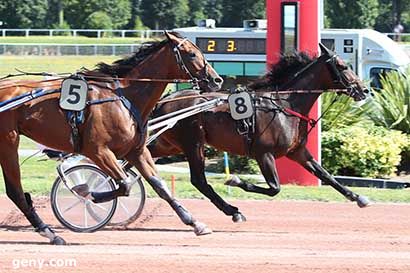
[249, 52, 314, 90]
[94, 39, 168, 77]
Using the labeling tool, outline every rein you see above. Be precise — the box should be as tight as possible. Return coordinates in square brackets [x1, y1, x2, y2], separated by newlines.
[0, 74, 197, 92]
[258, 88, 345, 133]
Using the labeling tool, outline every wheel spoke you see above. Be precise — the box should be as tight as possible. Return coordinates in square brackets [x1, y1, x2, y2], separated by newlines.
[61, 199, 83, 213]
[117, 199, 132, 217]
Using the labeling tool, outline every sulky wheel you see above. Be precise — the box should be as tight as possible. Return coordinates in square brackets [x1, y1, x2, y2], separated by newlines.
[50, 164, 117, 233]
[108, 168, 146, 226]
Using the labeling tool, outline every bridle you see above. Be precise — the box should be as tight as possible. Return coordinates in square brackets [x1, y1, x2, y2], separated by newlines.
[325, 54, 366, 99]
[172, 37, 210, 89]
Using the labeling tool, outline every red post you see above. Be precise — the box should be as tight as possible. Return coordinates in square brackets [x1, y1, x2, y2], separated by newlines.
[266, 0, 320, 186]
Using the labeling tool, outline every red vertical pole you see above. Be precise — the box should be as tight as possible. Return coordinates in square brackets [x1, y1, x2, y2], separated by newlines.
[266, 0, 320, 186]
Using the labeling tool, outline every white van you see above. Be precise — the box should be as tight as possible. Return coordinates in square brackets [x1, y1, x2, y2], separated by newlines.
[321, 29, 410, 88]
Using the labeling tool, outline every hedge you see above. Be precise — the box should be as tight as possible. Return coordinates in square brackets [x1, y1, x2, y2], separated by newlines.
[322, 125, 409, 178]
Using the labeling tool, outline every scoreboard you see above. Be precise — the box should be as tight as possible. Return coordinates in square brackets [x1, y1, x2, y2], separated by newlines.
[196, 37, 266, 55]
[174, 24, 267, 63]
[174, 23, 268, 91]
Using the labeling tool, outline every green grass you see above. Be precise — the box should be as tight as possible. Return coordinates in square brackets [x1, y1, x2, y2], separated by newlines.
[0, 156, 409, 203]
[0, 36, 145, 44]
[19, 136, 39, 150]
[0, 156, 58, 196]
[0, 55, 118, 77]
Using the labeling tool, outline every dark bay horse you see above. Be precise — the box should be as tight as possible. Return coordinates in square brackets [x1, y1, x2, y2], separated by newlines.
[0, 32, 222, 244]
[148, 44, 370, 222]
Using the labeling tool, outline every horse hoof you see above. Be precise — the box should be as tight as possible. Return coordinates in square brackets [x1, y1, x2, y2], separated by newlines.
[224, 175, 241, 187]
[357, 195, 370, 208]
[232, 212, 246, 223]
[193, 221, 212, 236]
[51, 236, 67, 245]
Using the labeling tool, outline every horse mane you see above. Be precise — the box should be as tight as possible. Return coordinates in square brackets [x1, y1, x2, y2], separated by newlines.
[94, 39, 168, 77]
[249, 52, 314, 90]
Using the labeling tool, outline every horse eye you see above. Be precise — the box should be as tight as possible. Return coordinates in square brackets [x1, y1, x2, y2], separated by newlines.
[189, 52, 196, 59]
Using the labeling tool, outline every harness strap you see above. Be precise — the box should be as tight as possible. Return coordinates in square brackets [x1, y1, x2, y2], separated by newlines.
[66, 111, 84, 153]
[114, 80, 148, 148]
[282, 108, 316, 126]
[86, 97, 121, 106]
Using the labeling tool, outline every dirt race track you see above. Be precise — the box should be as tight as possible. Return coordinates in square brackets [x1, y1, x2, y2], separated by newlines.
[0, 196, 410, 273]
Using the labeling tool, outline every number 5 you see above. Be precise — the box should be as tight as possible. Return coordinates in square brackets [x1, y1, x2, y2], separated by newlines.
[67, 84, 81, 104]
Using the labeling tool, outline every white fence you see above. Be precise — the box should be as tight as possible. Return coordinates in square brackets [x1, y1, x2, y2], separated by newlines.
[0, 29, 163, 39]
[1, 43, 409, 57]
[0, 43, 143, 56]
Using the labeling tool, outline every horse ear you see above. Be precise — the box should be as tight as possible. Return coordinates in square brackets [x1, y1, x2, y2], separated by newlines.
[319, 43, 335, 56]
[164, 30, 171, 40]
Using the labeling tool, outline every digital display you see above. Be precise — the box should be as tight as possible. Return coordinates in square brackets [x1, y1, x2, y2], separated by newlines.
[196, 38, 266, 54]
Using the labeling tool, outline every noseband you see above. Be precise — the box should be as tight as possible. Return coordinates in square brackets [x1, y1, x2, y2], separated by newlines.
[172, 38, 209, 89]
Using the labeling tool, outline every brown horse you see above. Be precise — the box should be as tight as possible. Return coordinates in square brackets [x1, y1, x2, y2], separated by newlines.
[0, 31, 222, 244]
[148, 44, 370, 222]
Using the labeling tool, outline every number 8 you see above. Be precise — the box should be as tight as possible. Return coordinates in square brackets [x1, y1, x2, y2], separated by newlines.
[235, 97, 247, 114]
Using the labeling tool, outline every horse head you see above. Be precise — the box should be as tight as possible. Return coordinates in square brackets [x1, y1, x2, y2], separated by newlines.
[164, 31, 223, 92]
[319, 43, 370, 101]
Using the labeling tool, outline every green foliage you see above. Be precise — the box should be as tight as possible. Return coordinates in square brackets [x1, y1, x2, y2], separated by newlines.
[366, 68, 410, 134]
[140, 0, 189, 29]
[85, 11, 113, 30]
[220, 0, 265, 27]
[209, 154, 259, 174]
[321, 92, 371, 131]
[204, 0, 223, 24]
[188, 0, 206, 26]
[63, 0, 131, 29]
[50, 20, 72, 36]
[322, 125, 409, 178]
[373, 0, 393, 32]
[132, 16, 149, 31]
[325, 0, 379, 28]
[0, 0, 48, 28]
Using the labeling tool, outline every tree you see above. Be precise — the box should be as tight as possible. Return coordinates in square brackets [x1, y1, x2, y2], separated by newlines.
[188, 0, 206, 26]
[220, 0, 265, 27]
[373, 0, 393, 32]
[325, 0, 380, 29]
[140, 0, 189, 29]
[85, 11, 113, 30]
[63, 0, 131, 29]
[127, 0, 141, 29]
[203, 0, 224, 26]
[0, 0, 48, 28]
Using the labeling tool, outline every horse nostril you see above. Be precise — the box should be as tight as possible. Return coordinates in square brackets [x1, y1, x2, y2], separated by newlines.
[213, 77, 223, 85]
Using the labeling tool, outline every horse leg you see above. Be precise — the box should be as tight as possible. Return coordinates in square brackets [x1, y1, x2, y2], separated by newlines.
[225, 152, 281, 197]
[0, 135, 66, 245]
[73, 148, 131, 203]
[183, 143, 246, 223]
[125, 147, 212, 236]
[287, 147, 370, 207]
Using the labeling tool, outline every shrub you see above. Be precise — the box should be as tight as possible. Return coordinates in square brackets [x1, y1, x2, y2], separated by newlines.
[366, 67, 410, 134]
[85, 11, 113, 30]
[50, 21, 72, 36]
[321, 91, 371, 131]
[207, 154, 259, 174]
[322, 125, 409, 178]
